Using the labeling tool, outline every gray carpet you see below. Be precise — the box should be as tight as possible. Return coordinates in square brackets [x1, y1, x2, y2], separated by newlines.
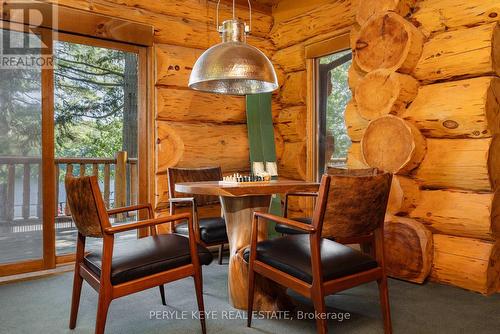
[1, 261, 499, 334]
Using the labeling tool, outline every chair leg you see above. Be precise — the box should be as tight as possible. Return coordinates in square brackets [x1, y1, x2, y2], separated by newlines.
[312, 291, 328, 334]
[159, 285, 167, 306]
[247, 265, 256, 327]
[95, 290, 111, 334]
[69, 268, 83, 329]
[378, 275, 392, 334]
[193, 268, 207, 334]
[218, 244, 224, 265]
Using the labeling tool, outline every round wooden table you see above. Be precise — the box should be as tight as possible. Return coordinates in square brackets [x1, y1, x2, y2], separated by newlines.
[175, 179, 319, 311]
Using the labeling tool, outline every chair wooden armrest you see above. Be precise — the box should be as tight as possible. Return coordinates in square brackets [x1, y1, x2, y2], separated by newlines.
[169, 197, 196, 205]
[104, 213, 190, 235]
[107, 204, 153, 217]
[254, 212, 316, 233]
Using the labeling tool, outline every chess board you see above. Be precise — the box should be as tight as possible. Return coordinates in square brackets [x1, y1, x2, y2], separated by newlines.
[218, 180, 271, 186]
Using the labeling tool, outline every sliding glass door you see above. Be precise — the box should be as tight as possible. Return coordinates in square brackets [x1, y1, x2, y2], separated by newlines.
[0, 26, 148, 276]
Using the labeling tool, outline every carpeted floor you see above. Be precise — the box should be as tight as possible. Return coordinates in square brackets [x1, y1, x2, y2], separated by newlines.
[1, 261, 499, 334]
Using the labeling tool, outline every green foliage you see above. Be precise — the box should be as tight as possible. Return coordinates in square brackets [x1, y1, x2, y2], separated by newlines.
[320, 50, 353, 160]
[54, 41, 127, 158]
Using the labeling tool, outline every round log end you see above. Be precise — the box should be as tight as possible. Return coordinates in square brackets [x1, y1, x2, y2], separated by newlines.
[354, 12, 424, 73]
[356, 69, 419, 120]
[384, 215, 433, 284]
[361, 115, 427, 174]
[156, 124, 184, 171]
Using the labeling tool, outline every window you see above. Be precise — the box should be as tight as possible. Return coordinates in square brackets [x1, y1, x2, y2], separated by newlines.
[316, 49, 352, 176]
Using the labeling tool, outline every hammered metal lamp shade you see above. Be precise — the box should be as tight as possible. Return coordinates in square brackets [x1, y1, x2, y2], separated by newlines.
[189, 19, 279, 95]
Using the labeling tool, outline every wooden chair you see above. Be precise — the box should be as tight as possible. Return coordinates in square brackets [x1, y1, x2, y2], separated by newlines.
[167, 167, 228, 265]
[275, 168, 377, 236]
[246, 170, 393, 334]
[66, 175, 212, 334]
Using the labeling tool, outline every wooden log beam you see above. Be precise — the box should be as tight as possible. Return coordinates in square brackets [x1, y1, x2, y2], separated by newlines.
[278, 141, 306, 180]
[412, 23, 500, 83]
[102, 0, 273, 35]
[270, 0, 357, 50]
[54, 0, 273, 49]
[415, 138, 498, 192]
[276, 106, 306, 142]
[279, 71, 307, 106]
[344, 101, 368, 142]
[156, 121, 250, 174]
[387, 176, 420, 215]
[409, 189, 496, 241]
[430, 234, 500, 295]
[384, 215, 433, 284]
[156, 88, 246, 124]
[410, 0, 500, 37]
[361, 115, 427, 174]
[156, 44, 202, 87]
[354, 12, 424, 73]
[272, 43, 306, 73]
[356, 0, 417, 26]
[355, 69, 419, 120]
[403, 77, 500, 138]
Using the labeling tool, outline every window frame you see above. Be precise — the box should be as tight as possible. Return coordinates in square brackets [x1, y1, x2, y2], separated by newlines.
[305, 33, 351, 182]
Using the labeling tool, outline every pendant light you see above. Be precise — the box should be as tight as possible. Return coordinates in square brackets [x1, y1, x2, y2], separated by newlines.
[188, 0, 279, 95]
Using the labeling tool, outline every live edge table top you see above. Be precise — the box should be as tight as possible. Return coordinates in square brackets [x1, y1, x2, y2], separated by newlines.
[175, 179, 320, 197]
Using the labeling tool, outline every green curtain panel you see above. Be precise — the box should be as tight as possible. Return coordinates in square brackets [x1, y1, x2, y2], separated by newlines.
[246, 93, 282, 237]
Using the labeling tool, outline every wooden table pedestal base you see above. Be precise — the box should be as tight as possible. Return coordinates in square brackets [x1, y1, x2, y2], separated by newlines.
[221, 195, 294, 311]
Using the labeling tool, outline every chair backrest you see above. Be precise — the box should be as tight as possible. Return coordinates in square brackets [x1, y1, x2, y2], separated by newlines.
[65, 175, 110, 238]
[313, 169, 392, 239]
[167, 167, 222, 206]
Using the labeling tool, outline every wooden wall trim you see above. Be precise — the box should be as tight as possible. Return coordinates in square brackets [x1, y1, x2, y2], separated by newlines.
[0, 2, 154, 46]
[305, 33, 351, 59]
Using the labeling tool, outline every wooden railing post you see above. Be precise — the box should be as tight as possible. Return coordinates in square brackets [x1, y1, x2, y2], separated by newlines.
[22, 164, 31, 219]
[37, 163, 42, 219]
[114, 151, 127, 213]
[130, 162, 137, 206]
[104, 163, 111, 208]
[55, 164, 60, 216]
[64, 164, 74, 216]
[6, 164, 15, 221]
[0, 181, 6, 222]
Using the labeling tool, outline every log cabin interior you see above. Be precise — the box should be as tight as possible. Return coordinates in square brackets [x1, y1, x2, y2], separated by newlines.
[0, 0, 499, 333]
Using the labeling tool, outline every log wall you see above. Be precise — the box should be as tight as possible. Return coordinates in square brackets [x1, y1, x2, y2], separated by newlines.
[54, 0, 274, 218]
[345, 0, 500, 294]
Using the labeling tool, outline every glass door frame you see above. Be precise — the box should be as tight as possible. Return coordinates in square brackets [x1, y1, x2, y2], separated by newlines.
[0, 21, 55, 275]
[53, 33, 150, 265]
[0, 24, 151, 276]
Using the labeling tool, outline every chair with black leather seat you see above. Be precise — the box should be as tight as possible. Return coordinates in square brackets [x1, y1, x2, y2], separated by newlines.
[65, 175, 212, 334]
[167, 167, 228, 265]
[246, 170, 393, 334]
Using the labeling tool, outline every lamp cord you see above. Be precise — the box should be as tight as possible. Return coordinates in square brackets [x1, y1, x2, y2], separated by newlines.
[216, 0, 252, 33]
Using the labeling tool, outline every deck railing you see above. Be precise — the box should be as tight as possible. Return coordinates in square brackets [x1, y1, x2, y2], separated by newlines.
[0, 151, 137, 223]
